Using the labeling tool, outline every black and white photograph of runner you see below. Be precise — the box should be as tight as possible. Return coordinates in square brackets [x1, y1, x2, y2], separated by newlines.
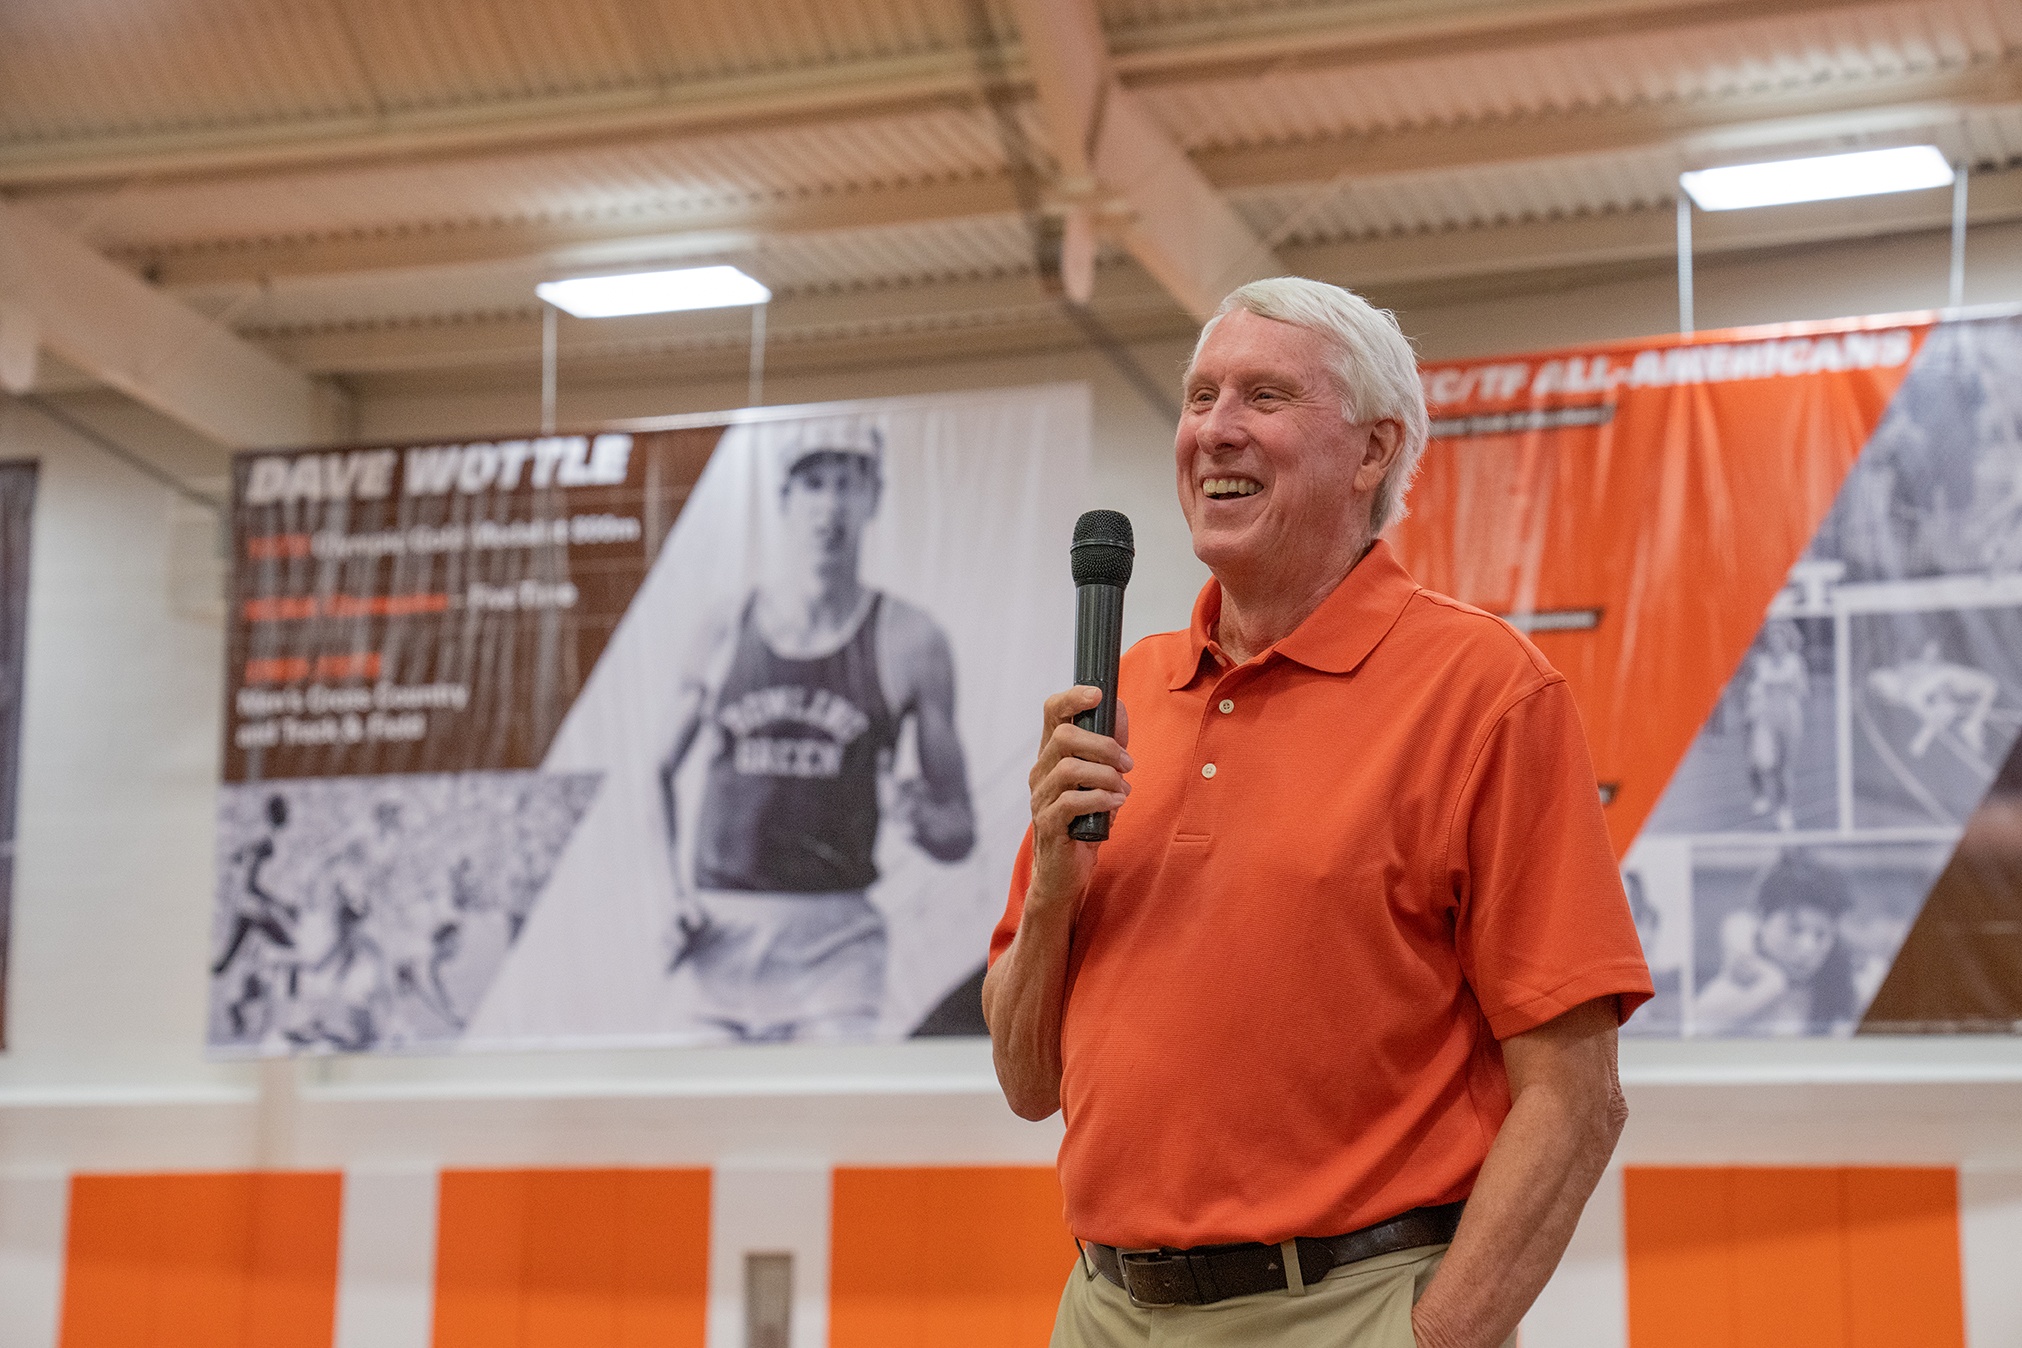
[1642, 615, 1838, 837]
[207, 771, 597, 1053]
[467, 386, 1084, 1050]
[653, 417, 977, 1042]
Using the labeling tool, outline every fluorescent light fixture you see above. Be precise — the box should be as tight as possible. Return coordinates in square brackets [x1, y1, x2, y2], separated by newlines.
[535, 265, 771, 318]
[1680, 145, 1953, 212]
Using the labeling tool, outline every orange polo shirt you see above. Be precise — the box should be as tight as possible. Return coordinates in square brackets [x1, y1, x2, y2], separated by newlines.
[990, 540, 1651, 1250]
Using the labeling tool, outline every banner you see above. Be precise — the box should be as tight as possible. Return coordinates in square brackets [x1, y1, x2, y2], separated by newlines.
[209, 386, 1086, 1053]
[1396, 311, 2022, 1038]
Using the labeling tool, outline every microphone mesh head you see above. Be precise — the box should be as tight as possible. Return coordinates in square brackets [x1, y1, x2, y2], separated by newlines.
[1071, 510, 1135, 587]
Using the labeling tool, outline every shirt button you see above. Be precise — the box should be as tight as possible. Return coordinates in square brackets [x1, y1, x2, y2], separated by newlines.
[1218, 698, 1234, 714]
[1201, 762, 1217, 779]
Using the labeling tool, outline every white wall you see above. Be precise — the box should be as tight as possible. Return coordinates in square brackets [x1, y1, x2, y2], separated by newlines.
[2, 218, 2020, 1150]
[0, 219, 2020, 1346]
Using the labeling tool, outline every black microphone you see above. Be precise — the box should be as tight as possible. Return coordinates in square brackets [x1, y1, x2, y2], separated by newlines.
[1068, 510, 1134, 842]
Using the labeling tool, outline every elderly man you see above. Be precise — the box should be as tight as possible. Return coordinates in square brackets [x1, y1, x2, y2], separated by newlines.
[985, 277, 1651, 1348]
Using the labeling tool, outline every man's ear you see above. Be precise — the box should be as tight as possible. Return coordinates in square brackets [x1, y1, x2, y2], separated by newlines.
[1355, 420, 1404, 492]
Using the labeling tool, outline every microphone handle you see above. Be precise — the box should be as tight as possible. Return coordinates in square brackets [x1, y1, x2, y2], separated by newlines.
[1069, 582, 1125, 842]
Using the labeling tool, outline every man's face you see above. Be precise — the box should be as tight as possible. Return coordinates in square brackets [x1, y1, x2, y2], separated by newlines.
[782, 451, 881, 564]
[1176, 310, 1397, 582]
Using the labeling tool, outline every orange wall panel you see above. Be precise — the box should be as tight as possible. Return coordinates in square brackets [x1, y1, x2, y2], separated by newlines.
[1620, 1167, 1736, 1347]
[830, 1166, 1079, 1348]
[60, 1172, 341, 1348]
[1624, 1167, 1964, 1348]
[1842, 1169, 1966, 1348]
[433, 1169, 532, 1347]
[1725, 1169, 1847, 1348]
[433, 1168, 710, 1348]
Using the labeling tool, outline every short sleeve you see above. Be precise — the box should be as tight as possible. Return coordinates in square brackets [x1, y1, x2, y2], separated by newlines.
[989, 827, 1037, 966]
[1448, 677, 1653, 1038]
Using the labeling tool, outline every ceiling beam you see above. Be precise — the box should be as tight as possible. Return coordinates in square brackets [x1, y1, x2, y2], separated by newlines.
[114, 52, 2022, 295]
[1198, 54, 2022, 190]
[1003, 0, 1281, 318]
[255, 266, 1188, 377]
[0, 0, 1893, 189]
[254, 160, 2022, 382]
[1292, 159, 2022, 302]
[1109, 0, 1894, 87]
[126, 175, 1028, 289]
[0, 200, 327, 448]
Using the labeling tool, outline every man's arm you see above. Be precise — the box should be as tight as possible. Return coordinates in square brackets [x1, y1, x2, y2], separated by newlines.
[658, 607, 741, 847]
[657, 612, 739, 975]
[982, 685, 1131, 1121]
[884, 602, 975, 862]
[657, 681, 708, 850]
[1410, 996, 1629, 1348]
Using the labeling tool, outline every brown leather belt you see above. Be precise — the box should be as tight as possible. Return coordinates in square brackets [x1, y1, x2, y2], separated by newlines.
[1082, 1201, 1465, 1308]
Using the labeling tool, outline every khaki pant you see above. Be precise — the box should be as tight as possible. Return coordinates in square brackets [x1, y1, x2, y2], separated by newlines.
[1050, 1243, 1467, 1348]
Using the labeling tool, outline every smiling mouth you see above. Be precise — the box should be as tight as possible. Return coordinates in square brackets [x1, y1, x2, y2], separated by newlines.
[1202, 477, 1262, 500]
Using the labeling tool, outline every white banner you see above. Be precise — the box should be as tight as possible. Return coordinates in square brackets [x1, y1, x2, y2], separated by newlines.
[209, 384, 1087, 1052]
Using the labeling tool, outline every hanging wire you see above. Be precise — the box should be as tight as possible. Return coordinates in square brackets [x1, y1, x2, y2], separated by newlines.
[540, 302, 558, 435]
[1949, 162, 1969, 309]
[1676, 192, 1695, 336]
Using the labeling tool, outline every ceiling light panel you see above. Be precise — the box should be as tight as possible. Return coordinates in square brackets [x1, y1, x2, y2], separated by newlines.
[536, 266, 771, 318]
[1679, 145, 1955, 211]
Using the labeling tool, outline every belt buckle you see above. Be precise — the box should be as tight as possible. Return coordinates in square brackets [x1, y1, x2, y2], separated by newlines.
[1116, 1247, 1198, 1308]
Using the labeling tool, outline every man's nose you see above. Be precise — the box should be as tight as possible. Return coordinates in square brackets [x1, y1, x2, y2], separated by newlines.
[1194, 389, 1246, 450]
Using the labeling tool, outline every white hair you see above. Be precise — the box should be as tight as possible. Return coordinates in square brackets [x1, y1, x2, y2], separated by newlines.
[1189, 277, 1430, 536]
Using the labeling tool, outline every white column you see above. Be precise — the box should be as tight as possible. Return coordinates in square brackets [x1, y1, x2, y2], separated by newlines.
[1961, 1167, 2022, 1348]
[1521, 1166, 1627, 1348]
[0, 1171, 68, 1348]
[333, 1166, 440, 1348]
[709, 1159, 831, 1348]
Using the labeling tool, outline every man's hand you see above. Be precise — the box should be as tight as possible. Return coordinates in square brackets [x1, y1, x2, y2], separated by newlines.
[898, 778, 977, 862]
[1408, 997, 1627, 1348]
[662, 846, 722, 974]
[982, 685, 1132, 1121]
[1025, 685, 1132, 913]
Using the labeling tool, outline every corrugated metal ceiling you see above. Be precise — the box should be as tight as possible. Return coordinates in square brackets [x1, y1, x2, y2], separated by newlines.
[1231, 105, 2022, 245]
[186, 211, 1059, 335]
[0, 0, 1013, 145]
[6, 0, 2020, 373]
[12, 0, 2013, 154]
[37, 104, 1036, 255]
[27, 0, 2019, 266]
[1143, 0, 2022, 149]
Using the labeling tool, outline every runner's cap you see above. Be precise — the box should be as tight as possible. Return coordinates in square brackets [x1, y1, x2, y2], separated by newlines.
[776, 415, 884, 480]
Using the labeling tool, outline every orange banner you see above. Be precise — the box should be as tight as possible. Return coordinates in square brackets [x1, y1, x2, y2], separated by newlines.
[1394, 315, 1931, 855]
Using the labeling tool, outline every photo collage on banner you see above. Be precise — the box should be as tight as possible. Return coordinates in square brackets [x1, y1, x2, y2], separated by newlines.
[1398, 311, 2022, 1038]
[209, 387, 1085, 1054]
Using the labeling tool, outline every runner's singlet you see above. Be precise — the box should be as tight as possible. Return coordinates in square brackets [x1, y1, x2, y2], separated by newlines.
[695, 593, 899, 892]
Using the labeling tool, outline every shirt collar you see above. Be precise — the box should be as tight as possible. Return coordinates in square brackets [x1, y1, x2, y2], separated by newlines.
[1164, 539, 1420, 690]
